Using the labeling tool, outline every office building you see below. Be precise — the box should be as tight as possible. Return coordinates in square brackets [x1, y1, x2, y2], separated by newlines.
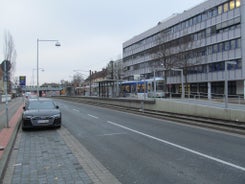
[123, 0, 244, 98]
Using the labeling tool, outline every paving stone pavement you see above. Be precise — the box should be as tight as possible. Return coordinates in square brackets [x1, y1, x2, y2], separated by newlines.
[2, 126, 121, 184]
[3, 128, 93, 184]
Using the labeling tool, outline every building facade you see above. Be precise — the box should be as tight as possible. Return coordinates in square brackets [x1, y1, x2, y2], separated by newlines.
[0, 69, 3, 94]
[123, 0, 244, 98]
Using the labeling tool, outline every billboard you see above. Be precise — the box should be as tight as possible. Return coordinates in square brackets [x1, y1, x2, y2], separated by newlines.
[19, 76, 26, 86]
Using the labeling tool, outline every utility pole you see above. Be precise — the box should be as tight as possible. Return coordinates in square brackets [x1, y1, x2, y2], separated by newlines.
[89, 70, 92, 96]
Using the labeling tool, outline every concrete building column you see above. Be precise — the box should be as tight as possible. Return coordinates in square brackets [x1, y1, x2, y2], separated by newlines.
[241, 1, 245, 98]
[244, 80, 245, 99]
[208, 82, 211, 100]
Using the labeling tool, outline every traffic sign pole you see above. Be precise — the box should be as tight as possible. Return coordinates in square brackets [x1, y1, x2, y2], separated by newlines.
[4, 61, 9, 128]
[1, 60, 11, 128]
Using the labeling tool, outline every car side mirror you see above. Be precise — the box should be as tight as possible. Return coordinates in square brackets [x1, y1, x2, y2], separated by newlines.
[23, 106, 26, 111]
[56, 105, 59, 109]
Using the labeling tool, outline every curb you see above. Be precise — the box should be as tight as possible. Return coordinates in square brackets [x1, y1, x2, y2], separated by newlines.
[0, 106, 22, 182]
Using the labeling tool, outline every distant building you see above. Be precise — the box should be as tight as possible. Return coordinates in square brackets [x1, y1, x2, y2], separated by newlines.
[0, 68, 3, 94]
[123, 0, 244, 98]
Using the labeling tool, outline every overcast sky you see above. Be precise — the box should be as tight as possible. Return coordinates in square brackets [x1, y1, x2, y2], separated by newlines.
[0, 0, 205, 85]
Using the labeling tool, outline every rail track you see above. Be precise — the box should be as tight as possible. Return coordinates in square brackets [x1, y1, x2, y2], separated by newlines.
[55, 97, 245, 135]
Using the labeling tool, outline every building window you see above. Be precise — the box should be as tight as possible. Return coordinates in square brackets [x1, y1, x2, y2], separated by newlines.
[230, 0, 235, 10]
[213, 44, 218, 53]
[231, 40, 236, 49]
[207, 10, 213, 18]
[202, 12, 207, 21]
[218, 43, 224, 52]
[224, 41, 230, 51]
[208, 46, 212, 54]
[188, 18, 193, 27]
[236, 0, 241, 7]
[237, 59, 242, 69]
[218, 5, 223, 14]
[197, 14, 202, 23]
[224, 3, 229, 12]
[212, 8, 218, 17]
[237, 38, 241, 48]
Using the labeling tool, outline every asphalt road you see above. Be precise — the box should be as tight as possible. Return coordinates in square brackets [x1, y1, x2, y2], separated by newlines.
[3, 98, 245, 183]
[55, 99, 245, 184]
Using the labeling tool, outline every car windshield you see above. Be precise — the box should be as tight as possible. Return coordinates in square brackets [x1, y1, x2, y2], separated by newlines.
[27, 100, 56, 110]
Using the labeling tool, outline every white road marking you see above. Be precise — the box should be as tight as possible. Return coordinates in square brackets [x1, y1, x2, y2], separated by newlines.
[73, 109, 79, 112]
[98, 132, 127, 137]
[13, 163, 22, 167]
[107, 121, 245, 172]
[88, 114, 98, 119]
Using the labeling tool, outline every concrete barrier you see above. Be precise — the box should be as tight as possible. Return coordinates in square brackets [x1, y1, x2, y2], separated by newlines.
[151, 100, 245, 123]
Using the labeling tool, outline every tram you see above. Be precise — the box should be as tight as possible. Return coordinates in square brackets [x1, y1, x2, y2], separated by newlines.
[120, 77, 165, 98]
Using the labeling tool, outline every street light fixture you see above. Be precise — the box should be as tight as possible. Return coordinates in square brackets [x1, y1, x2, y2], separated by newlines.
[224, 61, 236, 108]
[55, 41, 61, 47]
[171, 68, 184, 99]
[37, 39, 60, 97]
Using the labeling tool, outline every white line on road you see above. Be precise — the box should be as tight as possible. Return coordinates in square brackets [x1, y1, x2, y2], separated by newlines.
[98, 132, 127, 137]
[107, 121, 245, 172]
[13, 163, 22, 167]
[73, 109, 79, 112]
[88, 114, 98, 119]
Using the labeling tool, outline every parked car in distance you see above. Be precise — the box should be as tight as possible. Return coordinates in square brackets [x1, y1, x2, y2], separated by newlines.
[22, 98, 61, 130]
[24, 94, 39, 106]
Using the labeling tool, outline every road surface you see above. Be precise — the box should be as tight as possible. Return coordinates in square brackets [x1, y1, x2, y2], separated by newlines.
[3, 98, 245, 183]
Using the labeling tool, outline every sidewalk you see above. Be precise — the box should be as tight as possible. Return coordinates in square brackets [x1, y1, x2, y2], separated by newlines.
[0, 97, 23, 180]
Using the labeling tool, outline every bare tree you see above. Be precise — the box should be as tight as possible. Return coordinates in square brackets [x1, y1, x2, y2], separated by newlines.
[3, 31, 17, 81]
[175, 34, 204, 96]
[154, 31, 175, 93]
[175, 35, 192, 86]
[72, 73, 84, 87]
[107, 59, 123, 80]
[60, 79, 71, 87]
[154, 30, 203, 97]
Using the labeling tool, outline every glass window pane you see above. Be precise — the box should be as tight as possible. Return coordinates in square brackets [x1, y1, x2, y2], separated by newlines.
[218, 5, 223, 14]
[231, 40, 236, 49]
[213, 8, 218, 16]
[219, 43, 224, 52]
[230, 0, 235, 10]
[213, 44, 218, 53]
[224, 41, 230, 51]
[224, 3, 229, 12]
[237, 38, 241, 48]
[236, 0, 241, 7]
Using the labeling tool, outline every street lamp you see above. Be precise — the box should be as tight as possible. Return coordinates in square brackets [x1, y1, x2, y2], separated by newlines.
[224, 61, 236, 108]
[171, 68, 184, 99]
[37, 39, 60, 97]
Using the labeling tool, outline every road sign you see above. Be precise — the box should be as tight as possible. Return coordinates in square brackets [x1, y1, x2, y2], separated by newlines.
[1, 60, 11, 72]
[19, 76, 26, 86]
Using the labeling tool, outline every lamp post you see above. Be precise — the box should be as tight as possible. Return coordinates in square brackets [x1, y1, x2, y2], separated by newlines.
[37, 39, 60, 97]
[32, 68, 44, 86]
[224, 61, 236, 108]
[171, 68, 184, 99]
